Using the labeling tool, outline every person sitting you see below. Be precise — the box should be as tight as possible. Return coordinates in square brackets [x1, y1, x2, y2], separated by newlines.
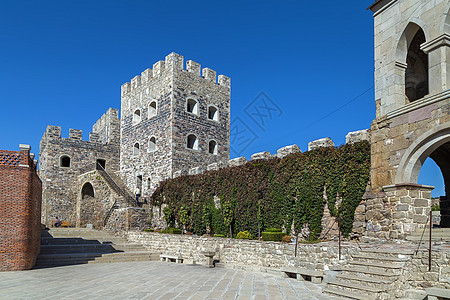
[54, 217, 61, 227]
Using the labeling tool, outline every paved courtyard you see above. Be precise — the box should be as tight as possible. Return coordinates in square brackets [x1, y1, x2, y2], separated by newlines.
[0, 261, 341, 299]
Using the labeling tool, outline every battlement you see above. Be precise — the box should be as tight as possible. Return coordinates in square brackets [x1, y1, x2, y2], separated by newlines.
[121, 52, 231, 96]
[174, 129, 370, 178]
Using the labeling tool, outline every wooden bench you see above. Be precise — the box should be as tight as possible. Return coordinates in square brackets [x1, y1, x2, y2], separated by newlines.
[52, 221, 71, 227]
[425, 287, 450, 300]
[160, 254, 183, 264]
[280, 267, 324, 284]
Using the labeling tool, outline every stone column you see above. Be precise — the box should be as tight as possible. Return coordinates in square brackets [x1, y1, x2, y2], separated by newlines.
[422, 34, 450, 93]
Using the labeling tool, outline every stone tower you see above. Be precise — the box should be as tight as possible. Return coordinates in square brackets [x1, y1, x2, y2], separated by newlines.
[120, 52, 231, 199]
[366, 0, 450, 238]
[39, 108, 120, 225]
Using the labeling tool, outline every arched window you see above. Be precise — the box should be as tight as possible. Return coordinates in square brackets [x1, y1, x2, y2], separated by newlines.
[81, 182, 94, 199]
[186, 134, 198, 150]
[148, 137, 156, 152]
[60, 155, 71, 168]
[133, 143, 140, 155]
[149, 101, 157, 118]
[208, 105, 219, 122]
[186, 98, 198, 115]
[208, 140, 218, 155]
[133, 109, 141, 125]
[405, 28, 428, 102]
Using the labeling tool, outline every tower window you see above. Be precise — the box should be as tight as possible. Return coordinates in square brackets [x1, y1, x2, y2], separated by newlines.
[133, 143, 140, 155]
[60, 155, 71, 168]
[208, 140, 218, 155]
[405, 28, 428, 102]
[186, 98, 198, 115]
[133, 109, 141, 125]
[208, 106, 219, 122]
[149, 137, 156, 152]
[149, 101, 157, 118]
[186, 134, 198, 150]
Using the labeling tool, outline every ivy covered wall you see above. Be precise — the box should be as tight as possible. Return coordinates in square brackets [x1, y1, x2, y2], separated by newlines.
[151, 141, 370, 239]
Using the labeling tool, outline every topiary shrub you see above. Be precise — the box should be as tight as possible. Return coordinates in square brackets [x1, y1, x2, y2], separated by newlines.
[213, 234, 225, 238]
[262, 228, 285, 242]
[160, 227, 182, 234]
[281, 235, 292, 243]
[236, 231, 253, 240]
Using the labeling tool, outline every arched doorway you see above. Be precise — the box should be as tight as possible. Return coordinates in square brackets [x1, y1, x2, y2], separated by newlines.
[396, 124, 450, 227]
[81, 182, 95, 199]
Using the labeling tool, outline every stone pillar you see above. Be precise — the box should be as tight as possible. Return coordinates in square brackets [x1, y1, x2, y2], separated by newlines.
[422, 34, 450, 93]
[366, 183, 434, 239]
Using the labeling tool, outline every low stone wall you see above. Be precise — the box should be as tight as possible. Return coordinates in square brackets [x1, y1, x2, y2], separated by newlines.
[405, 249, 450, 289]
[125, 231, 360, 271]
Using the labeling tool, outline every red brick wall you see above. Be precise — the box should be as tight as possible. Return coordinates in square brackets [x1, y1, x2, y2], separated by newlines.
[0, 149, 42, 271]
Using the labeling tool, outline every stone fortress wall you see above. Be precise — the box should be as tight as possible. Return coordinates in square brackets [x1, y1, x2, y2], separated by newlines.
[39, 108, 120, 226]
[120, 53, 230, 199]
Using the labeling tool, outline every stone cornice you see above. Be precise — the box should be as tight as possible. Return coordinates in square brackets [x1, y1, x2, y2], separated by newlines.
[421, 33, 450, 54]
[386, 89, 450, 120]
[369, 0, 398, 17]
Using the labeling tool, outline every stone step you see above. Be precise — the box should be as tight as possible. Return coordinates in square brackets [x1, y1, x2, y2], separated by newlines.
[89, 252, 153, 263]
[39, 244, 119, 254]
[349, 260, 403, 270]
[328, 280, 383, 294]
[406, 235, 450, 242]
[359, 248, 414, 256]
[341, 266, 399, 280]
[352, 253, 410, 263]
[322, 287, 375, 300]
[336, 273, 394, 286]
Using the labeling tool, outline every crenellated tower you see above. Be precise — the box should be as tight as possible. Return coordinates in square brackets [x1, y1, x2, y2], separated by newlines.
[120, 52, 231, 198]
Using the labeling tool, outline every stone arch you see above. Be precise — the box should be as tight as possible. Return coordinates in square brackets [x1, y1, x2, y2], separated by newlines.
[396, 123, 450, 184]
[395, 21, 429, 65]
[81, 182, 95, 199]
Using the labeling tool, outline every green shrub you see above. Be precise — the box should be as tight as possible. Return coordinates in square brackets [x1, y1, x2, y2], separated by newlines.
[265, 228, 283, 233]
[160, 227, 182, 234]
[281, 235, 292, 243]
[431, 204, 440, 211]
[262, 231, 285, 242]
[214, 234, 225, 238]
[236, 231, 253, 240]
[143, 228, 154, 232]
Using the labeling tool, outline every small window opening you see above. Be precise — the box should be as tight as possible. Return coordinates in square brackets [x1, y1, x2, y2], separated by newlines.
[405, 28, 428, 102]
[133, 109, 141, 125]
[60, 156, 71, 168]
[96, 159, 106, 169]
[147, 178, 151, 190]
[133, 143, 140, 155]
[187, 134, 198, 150]
[149, 101, 157, 118]
[186, 99, 198, 115]
[208, 106, 218, 121]
[149, 137, 156, 152]
[209, 140, 218, 155]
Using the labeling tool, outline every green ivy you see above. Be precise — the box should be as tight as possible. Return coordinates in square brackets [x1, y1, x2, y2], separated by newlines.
[152, 141, 370, 239]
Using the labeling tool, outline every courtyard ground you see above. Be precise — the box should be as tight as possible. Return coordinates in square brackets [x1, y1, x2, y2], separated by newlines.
[0, 261, 341, 299]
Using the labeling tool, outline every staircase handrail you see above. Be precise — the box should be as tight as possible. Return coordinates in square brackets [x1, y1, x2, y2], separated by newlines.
[96, 162, 135, 205]
[103, 198, 117, 228]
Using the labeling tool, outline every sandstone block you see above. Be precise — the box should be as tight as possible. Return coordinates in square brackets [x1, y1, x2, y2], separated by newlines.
[276, 144, 301, 158]
[308, 138, 334, 151]
[413, 215, 428, 224]
[414, 199, 429, 207]
[228, 157, 247, 167]
[251, 151, 272, 160]
[345, 129, 370, 144]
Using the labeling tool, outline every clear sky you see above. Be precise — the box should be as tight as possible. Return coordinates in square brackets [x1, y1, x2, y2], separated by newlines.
[0, 0, 444, 197]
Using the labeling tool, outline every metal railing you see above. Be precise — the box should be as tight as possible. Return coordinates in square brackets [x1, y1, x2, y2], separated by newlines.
[414, 210, 433, 272]
[95, 162, 135, 206]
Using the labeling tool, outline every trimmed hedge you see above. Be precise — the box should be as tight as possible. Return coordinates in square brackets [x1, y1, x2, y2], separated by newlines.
[262, 231, 286, 242]
[160, 227, 182, 234]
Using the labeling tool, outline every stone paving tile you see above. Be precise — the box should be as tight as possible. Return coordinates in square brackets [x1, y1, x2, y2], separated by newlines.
[0, 261, 344, 299]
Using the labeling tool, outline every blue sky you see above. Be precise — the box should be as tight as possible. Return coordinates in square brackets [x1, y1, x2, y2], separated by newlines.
[0, 0, 444, 196]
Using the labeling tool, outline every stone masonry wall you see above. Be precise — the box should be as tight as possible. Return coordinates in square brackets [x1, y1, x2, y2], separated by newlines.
[0, 146, 41, 271]
[39, 108, 120, 226]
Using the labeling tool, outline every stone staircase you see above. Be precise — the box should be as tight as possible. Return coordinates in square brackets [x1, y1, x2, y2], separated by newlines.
[35, 228, 155, 268]
[323, 248, 415, 300]
[406, 227, 450, 242]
